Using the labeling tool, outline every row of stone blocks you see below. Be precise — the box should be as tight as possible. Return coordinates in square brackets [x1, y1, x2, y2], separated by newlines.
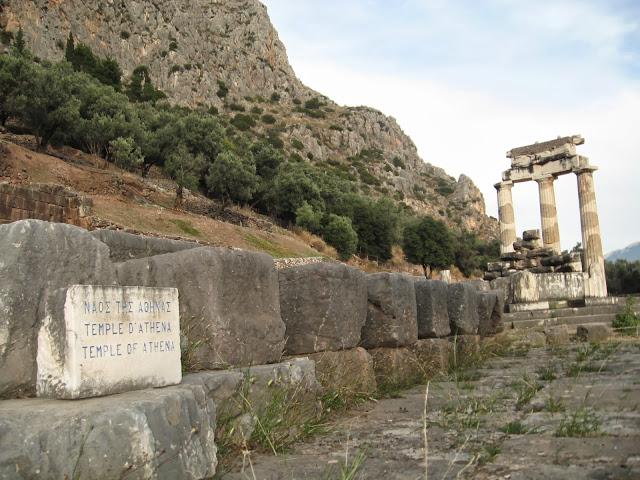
[0, 220, 504, 398]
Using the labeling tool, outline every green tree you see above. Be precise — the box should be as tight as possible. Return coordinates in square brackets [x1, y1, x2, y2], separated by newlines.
[269, 164, 324, 222]
[205, 150, 258, 206]
[453, 231, 500, 277]
[164, 144, 205, 207]
[322, 214, 358, 260]
[109, 136, 144, 171]
[295, 202, 323, 234]
[12, 27, 27, 57]
[403, 216, 454, 277]
[126, 66, 166, 103]
[350, 197, 399, 262]
[0, 55, 34, 125]
[12, 62, 84, 149]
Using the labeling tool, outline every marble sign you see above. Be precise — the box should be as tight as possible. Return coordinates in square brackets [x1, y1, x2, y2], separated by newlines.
[37, 285, 181, 399]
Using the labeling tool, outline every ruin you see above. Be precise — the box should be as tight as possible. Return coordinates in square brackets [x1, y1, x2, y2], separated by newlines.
[490, 135, 607, 300]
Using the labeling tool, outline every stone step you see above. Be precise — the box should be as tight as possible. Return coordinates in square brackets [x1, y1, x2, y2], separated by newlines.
[509, 313, 618, 332]
[505, 304, 623, 322]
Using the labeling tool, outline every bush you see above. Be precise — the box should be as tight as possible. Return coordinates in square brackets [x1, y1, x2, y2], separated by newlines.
[230, 113, 256, 131]
[109, 136, 143, 171]
[295, 202, 322, 234]
[206, 149, 258, 205]
[270, 92, 280, 102]
[216, 80, 229, 98]
[261, 113, 276, 124]
[613, 297, 640, 335]
[304, 97, 322, 110]
[322, 214, 358, 260]
[291, 138, 304, 150]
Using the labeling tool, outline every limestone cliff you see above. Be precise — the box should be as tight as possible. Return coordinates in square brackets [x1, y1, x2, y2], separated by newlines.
[0, 0, 497, 238]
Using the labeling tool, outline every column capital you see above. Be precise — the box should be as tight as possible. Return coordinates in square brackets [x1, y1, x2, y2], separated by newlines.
[494, 180, 513, 191]
[574, 165, 598, 175]
[533, 173, 555, 184]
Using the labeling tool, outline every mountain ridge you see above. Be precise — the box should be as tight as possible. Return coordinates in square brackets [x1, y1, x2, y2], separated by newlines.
[0, 0, 497, 238]
[606, 242, 640, 262]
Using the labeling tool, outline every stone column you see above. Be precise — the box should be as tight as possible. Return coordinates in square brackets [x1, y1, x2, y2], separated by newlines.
[535, 174, 561, 254]
[576, 167, 607, 297]
[495, 181, 516, 254]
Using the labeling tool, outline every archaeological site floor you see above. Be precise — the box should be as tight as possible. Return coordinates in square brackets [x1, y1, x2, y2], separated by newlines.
[222, 337, 640, 479]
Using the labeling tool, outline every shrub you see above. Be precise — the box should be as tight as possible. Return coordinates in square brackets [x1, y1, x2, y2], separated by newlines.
[261, 113, 276, 124]
[109, 136, 143, 171]
[250, 106, 263, 115]
[120, 31, 130, 40]
[216, 80, 229, 98]
[322, 214, 358, 260]
[270, 92, 280, 102]
[295, 202, 322, 234]
[230, 113, 255, 131]
[229, 102, 245, 112]
[291, 138, 304, 150]
[304, 97, 322, 110]
[392, 156, 405, 168]
[612, 297, 640, 335]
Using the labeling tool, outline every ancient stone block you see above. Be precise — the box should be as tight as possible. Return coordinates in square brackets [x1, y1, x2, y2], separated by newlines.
[91, 229, 198, 262]
[410, 339, 451, 378]
[278, 263, 367, 354]
[477, 290, 505, 336]
[450, 334, 480, 361]
[523, 229, 541, 241]
[368, 347, 424, 391]
[116, 247, 285, 370]
[537, 273, 585, 301]
[544, 325, 570, 346]
[490, 276, 512, 305]
[577, 324, 612, 343]
[487, 261, 503, 272]
[360, 273, 418, 348]
[0, 220, 117, 399]
[0, 383, 217, 479]
[447, 283, 480, 335]
[510, 271, 540, 303]
[466, 279, 491, 292]
[302, 348, 377, 397]
[37, 285, 181, 399]
[183, 358, 320, 445]
[414, 279, 450, 338]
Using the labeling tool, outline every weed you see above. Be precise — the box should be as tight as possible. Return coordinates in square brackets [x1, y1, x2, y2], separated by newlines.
[544, 395, 566, 413]
[500, 420, 528, 434]
[555, 407, 601, 437]
[322, 449, 367, 480]
[513, 374, 543, 410]
[536, 364, 557, 381]
[478, 442, 501, 465]
[442, 395, 498, 430]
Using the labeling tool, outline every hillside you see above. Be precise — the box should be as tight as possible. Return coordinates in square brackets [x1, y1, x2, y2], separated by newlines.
[0, 0, 497, 238]
[607, 242, 640, 262]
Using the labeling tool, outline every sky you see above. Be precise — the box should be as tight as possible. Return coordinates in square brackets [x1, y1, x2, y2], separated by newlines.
[261, 0, 640, 254]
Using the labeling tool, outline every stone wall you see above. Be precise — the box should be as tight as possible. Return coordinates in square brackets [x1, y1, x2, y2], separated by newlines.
[0, 182, 92, 228]
[0, 220, 505, 478]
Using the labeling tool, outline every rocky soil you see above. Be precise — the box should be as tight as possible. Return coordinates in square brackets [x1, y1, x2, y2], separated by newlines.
[0, 0, 498, 238]
[221, 337, 640, 479]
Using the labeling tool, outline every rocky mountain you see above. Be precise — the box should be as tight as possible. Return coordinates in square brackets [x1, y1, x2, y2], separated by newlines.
[606, 242, 640, 262]
[0, 0, 497, 238]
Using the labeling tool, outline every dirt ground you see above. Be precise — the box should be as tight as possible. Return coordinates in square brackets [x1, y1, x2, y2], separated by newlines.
[222, 338, 640, 479]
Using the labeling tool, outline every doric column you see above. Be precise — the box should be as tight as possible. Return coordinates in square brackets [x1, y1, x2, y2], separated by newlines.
[576, 167, 607, 297]
[495, 181, 516, 254]
[535, 174, 561, 254]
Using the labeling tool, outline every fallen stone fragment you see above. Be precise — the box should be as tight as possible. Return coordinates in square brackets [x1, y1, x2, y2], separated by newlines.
[577, 323, 612, 343]
[544, 325, 571, 346]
